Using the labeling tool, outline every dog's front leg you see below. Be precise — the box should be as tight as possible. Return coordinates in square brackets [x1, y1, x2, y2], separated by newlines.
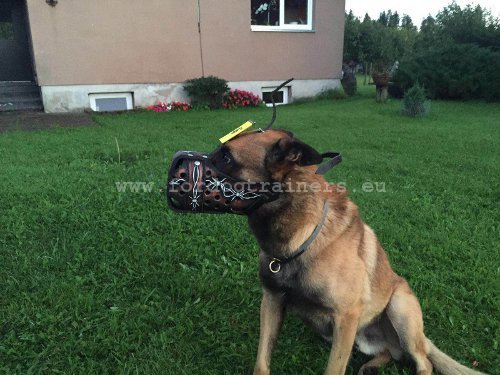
[253, 289, 285, 375]
[324, 310, 360, 375]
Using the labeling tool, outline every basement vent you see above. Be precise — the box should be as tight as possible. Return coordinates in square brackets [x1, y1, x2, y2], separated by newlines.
[89, 93, 133, 112]
[262, 86, 289, 107]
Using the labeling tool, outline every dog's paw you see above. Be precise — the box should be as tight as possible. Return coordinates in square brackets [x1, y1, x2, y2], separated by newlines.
[253, 366, 270, 375]
[358, 367, 379, 375]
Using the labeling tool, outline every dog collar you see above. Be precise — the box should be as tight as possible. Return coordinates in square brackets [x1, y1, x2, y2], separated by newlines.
[268, 199, 329, 273]
[316, 152, 342, 175]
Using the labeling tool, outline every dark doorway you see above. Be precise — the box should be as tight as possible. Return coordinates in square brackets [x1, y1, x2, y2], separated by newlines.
[0, 0, 34, 81]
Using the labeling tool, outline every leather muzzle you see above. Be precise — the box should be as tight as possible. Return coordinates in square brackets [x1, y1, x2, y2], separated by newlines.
[166, 151, 278, 214]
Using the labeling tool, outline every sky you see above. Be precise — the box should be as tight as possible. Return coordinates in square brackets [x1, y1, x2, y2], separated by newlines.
[344, 0, 500, 26]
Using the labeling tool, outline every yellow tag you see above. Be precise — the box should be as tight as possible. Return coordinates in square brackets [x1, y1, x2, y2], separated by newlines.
[219, 121, 255, 143]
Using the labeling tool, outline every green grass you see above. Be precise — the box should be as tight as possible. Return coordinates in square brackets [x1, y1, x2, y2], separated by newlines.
[0, 91, 499, 374]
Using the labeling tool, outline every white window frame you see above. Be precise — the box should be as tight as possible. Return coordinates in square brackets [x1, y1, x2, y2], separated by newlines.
[89, 92, 133, 112]
[251, 0, 314, 32]
[262, 86, 289, 107]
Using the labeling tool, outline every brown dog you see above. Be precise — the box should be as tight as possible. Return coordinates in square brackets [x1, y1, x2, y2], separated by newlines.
[209, 129, 485, 375]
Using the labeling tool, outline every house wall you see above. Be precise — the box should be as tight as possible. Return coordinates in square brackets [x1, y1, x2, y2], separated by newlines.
[26, 0, 203, 85]
[26, 0, 345, 112]
[200, 0, 344, 81]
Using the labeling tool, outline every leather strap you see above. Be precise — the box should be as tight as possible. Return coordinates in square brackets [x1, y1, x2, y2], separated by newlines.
[315, 152, 342, 175]
[269, 200, 329, 273]
[263, 78, 294, 131]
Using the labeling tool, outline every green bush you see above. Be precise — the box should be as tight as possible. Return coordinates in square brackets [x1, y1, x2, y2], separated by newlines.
[291, 88, 346, 105]
[317, 88, 347, 100]
[394, 43, 500, 101]
[401, 82, 430, 117]
[183, 76, 229, 109]
[388, 82, 404, 98]
[341, 68, 357, 96]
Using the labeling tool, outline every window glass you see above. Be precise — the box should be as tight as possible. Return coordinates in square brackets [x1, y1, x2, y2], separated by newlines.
[0, 23, 14, 40]
[284, 0, 308, 25]
[0, 10, 14, 40]
[262, 91, 284, 104]
[251, 0, 280, 26]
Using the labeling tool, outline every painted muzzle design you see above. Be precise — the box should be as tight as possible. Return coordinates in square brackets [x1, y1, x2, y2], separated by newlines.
[166, 151, 278, 214]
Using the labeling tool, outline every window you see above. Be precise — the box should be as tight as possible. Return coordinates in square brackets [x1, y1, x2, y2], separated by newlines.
[89, 93, 133, 112]
[262, 86, 289, 106]
[0, 12, 14, 40]
[251, 0, 313, 31]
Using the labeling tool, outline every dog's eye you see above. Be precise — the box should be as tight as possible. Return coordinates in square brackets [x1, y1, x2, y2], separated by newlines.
[223, 153, 232, 165]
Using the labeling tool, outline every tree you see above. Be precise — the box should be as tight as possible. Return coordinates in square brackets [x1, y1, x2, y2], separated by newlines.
[388, 11, 400, 28]
[420, 16, 437, 34]
[358, 15, 381, 63]
[401, 15, 416, 31]
[343, 2, 500, 100]
[343, 11, 361, 62]
[377, 10, 399, 28]
[435, 3, 500, 50]
[343, 10, 417, 66]
[394, 3, 500, 100]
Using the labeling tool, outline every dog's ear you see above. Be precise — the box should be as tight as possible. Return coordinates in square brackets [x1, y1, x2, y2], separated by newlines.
[268, 137, 323, 167]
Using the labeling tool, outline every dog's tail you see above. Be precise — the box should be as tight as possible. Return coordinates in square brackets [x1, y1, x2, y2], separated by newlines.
[426, 338, 488, 375]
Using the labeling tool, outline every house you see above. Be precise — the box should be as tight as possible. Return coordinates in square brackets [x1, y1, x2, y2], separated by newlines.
[0, 0, 345, 113]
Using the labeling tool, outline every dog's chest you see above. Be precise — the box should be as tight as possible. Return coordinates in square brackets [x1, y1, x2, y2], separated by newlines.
[259, 257, 326, 310]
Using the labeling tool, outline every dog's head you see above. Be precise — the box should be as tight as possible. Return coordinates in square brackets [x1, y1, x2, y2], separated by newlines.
[210, 129, 323, 184]
[167, 129, 329, 215]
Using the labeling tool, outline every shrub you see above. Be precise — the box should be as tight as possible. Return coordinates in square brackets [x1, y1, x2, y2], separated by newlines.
[292, 88, 347, 105]
[146, 101, 191, 112]
[183, 76, 229, 109]
[394, 43, 500, 101]
[341, 64, 358, 96]
[317, 88, 347, 100]
[388, 82, 404, 98]
[223, 89, 260, 109]
[401, 83, 430, 117]
[341, 74, 357, 96]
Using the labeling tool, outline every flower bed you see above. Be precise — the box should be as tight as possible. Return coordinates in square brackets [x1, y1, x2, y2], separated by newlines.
[146, 101, 191, 112]
[223, 89, 260, 109]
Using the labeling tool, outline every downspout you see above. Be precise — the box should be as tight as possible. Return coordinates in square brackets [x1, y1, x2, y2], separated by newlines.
[196, 0, 205, 77]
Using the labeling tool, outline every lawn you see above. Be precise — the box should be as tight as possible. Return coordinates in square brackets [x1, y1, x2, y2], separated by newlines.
[0, 91, 498, 374]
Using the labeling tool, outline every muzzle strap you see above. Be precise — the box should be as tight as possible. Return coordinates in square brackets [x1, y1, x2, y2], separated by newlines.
[315, 152, 342, 175]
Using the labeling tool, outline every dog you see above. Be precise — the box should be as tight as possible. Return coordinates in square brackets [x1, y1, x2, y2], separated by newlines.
[206, 129, 485, 375]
